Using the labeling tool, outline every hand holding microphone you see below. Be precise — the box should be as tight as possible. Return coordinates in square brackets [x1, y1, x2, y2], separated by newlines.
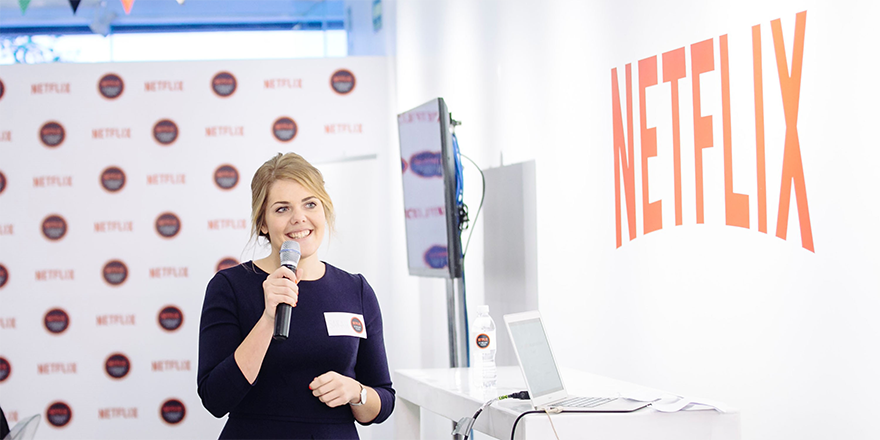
[270, 240, 301, 340]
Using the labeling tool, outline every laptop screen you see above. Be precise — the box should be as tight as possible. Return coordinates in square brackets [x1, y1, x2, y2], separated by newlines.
[507, 317, 564, 398]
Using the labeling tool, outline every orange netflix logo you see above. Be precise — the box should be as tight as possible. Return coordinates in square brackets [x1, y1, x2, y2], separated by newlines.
[144, 81, 183, 92]
[152, 360, 191, 372]
[207, 219, 247, 230]
[33, 176, 73, 187]
[0, 131, 11, 142]
[0, 224, 12, 235]
[149, 267, 188, 278]
[0, 317, 15, 329]
[37, 363, 77, 374]
[205, 126, 244, 137]
[613, 11, 813, 252]
[35, 270, 74, 281]
[31, 83, 71, 94]
[92, 128, 131, 139]
[264, 78, 302, 89]
[324, 123, 363, 134]
[96, 314, 136, 326]
[146, 174, 185, 185]
[94, 221, 133, 232]
[98, 408, 138, 419]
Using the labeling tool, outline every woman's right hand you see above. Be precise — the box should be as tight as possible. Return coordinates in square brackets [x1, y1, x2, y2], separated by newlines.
[261, 265, 299, 321]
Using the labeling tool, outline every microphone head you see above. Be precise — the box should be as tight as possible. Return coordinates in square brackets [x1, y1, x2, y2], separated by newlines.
[280, 240, 301, 268]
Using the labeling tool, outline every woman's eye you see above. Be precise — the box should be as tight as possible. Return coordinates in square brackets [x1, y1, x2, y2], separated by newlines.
[276, 206, 288, 213]
[305, 202, 317, 209]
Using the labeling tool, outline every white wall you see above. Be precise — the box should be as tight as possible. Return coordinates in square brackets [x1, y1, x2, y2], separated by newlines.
[392, 0, 880, 439]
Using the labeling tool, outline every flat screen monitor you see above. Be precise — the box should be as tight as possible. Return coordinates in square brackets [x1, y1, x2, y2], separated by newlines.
[397, 98, 463, 278]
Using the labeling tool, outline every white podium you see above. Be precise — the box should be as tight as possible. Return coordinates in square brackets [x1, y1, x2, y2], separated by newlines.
[393, 366, 740, 440]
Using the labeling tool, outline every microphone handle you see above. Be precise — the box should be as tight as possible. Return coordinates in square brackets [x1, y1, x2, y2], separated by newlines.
[272, 263, 297, 341]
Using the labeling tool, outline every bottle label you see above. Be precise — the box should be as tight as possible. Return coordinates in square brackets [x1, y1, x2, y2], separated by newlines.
[475, 333, 491, 349]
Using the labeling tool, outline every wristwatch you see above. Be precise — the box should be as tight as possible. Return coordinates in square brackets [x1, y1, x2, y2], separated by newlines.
[351, 382, 367, 406]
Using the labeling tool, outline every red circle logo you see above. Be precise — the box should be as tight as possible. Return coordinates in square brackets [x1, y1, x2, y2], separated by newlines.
[39, 121, 65, 148]
[98, 73, 124, 99]
[351, 317, 364, 333]
[153, 119, 179, 145]
[476, 333, 490, 349]
[0, 357, 10, 382]
[46, 401, 73, 428]
[105, 353, 131, 379]
[216, 257, 239, 272]
[0, 263, 7, 289]
[44, 308, 70, 334]
[0, 78, 4, 101]
[0, 170, 6, 194]
[160, 399, 186, 425]
[272, 117, 298, 142]
[41, 214, 68, 241]
[330, 69, 356, 95]
[214, 164, 239, 190]
[155, 212, 181, 238]
[211, 71, 237, 97]
[102, 260, 128, 286]
[100, 166, 126, 192]
[158, 306, 184, 332]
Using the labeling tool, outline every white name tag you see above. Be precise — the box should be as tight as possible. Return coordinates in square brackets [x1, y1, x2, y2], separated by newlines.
[324, 312, 367, 338]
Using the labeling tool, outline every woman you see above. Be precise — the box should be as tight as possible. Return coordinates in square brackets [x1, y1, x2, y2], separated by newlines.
[198, 152, 394, 439]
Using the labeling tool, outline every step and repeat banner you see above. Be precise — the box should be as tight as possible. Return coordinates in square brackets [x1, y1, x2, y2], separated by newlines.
[0, 57, 388, 439]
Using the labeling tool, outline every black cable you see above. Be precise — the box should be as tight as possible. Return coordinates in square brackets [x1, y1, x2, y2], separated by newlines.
[459, 153, 485, 258]
[510, 410, 544, 440]
[510, 408, 608, 440]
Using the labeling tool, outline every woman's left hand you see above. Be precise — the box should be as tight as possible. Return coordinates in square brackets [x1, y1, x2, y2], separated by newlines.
[309, 371, 361, 408]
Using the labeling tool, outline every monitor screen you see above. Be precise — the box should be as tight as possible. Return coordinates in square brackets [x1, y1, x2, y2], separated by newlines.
[397, 98, 462, 278]
[508, 317, 565, 398]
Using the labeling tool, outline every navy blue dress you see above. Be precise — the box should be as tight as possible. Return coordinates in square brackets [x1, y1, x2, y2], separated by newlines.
[197, 262, 395, 439]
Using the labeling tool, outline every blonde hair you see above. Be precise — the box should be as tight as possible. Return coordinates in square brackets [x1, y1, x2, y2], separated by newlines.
[250, 152, 335, 243]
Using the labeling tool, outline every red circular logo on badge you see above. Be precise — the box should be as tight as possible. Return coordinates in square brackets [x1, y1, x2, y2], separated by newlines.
[216, 257, 239, 272]
[41, 214, 68, 241]
[351, 317, 364, 333]
[153, 119, 179, 145]
[330, 69, 356, 95]
[100, 166, 126, 192]
[102, 260, 128, 286]
[105, 353, 131, 379]
[476, 333, 490, 349]
[160, 399, 186, 425]
[0, 263, 8, 289]
[0, 357, 10, 382]
[155, 212, 181, 238]
[98, 73, 124, 99]
[44, 308, 70, 334]
[158, 305, 184, 332]
[272, 117, 297, 142]
[214, 164, 239, 190]
[40, 121, 65, 148]
[212, 71, 237, 97]
[46, 401, 73, 428]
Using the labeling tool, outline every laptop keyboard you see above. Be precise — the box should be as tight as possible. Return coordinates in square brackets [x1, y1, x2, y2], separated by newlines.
[555, 396, 616, 408]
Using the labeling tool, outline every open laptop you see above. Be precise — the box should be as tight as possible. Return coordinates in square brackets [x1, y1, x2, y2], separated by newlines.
[503, 310, 648, 412]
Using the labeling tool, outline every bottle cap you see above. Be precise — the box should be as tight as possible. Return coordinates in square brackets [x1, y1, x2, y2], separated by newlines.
[477, 305, 489, 314]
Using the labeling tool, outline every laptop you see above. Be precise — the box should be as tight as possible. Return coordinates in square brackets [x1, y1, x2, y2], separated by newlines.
[503, 310, 648, 412]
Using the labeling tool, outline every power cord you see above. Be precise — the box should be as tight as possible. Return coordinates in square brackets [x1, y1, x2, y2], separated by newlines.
[452, 391, 530, 440]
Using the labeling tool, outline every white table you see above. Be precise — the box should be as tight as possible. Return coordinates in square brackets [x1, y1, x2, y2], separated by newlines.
[393, 366, 740, 440]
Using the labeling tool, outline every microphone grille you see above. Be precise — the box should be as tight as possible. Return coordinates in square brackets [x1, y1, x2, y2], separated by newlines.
[280, 240, 301, 266]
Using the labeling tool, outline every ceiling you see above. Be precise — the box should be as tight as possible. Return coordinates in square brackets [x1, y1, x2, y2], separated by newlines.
[0, 0, 345, 35]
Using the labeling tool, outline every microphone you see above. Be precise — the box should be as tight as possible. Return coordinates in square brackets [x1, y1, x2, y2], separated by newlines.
[273, 240, 301, 340]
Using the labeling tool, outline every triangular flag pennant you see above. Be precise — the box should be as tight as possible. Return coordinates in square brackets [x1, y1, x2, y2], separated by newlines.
[19, 0, 30, 14]
[121, 0, 135, 14]
[69, 0, 81, 14]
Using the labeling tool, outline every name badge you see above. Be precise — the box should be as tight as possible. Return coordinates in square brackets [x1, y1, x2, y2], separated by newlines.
[324, 312, 367, 339]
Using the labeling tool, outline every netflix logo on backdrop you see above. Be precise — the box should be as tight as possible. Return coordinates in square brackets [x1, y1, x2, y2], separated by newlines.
[144, 80, 183, 92]
[153, 119, 179, 145]
[214, 164, 239, 190]
[0, 223, 11, 236]
[0, 131, 10, 142]
[46, 402, 73, 428]
[149, 267, 188, 278]
[157, 306, 183, 332]
[41, 214, 68, 241]
[31, 82, 70, 94]
[205, 125, 244, 137]
[155, 212, 182, 238]
[92, 127, 131, 139]
[330, 69, 356, 95]
[98, 73, 124, 99]
[207, 219, 247, 230]
[98, 407, 137, 420]
[324, 123, 363, 134]
[272, 117, 297, 142]
[35, 269, 74, 281]
[44, 308, 70, 334]
[152, 359, 191, 372]
[0, 263, 8, 288]
[105, 353, 131, 379]
[96, 314, 135, 326]
[612, 11, 814, 252]
[37, 362, 77, 375]
[146, 173, 186, 185]
[101, 166, 127, 192]
[0, 317, 14, 329]
[264, 77, 302, 89]
[33, 175, 73, 187]
[211, 71, 237, 97]
[39, 121, 65, 148]
[216, 257, 239, 272]
[160, 399, 186, 425]
[94, 221, 133, 233]
[102, 260, 129, 286]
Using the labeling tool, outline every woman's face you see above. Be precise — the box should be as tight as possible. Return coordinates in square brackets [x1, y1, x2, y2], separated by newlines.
[260, 179, 326, 262]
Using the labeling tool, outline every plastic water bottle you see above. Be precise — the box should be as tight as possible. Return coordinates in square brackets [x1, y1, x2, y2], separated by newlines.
[471, 305, 497, 390]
